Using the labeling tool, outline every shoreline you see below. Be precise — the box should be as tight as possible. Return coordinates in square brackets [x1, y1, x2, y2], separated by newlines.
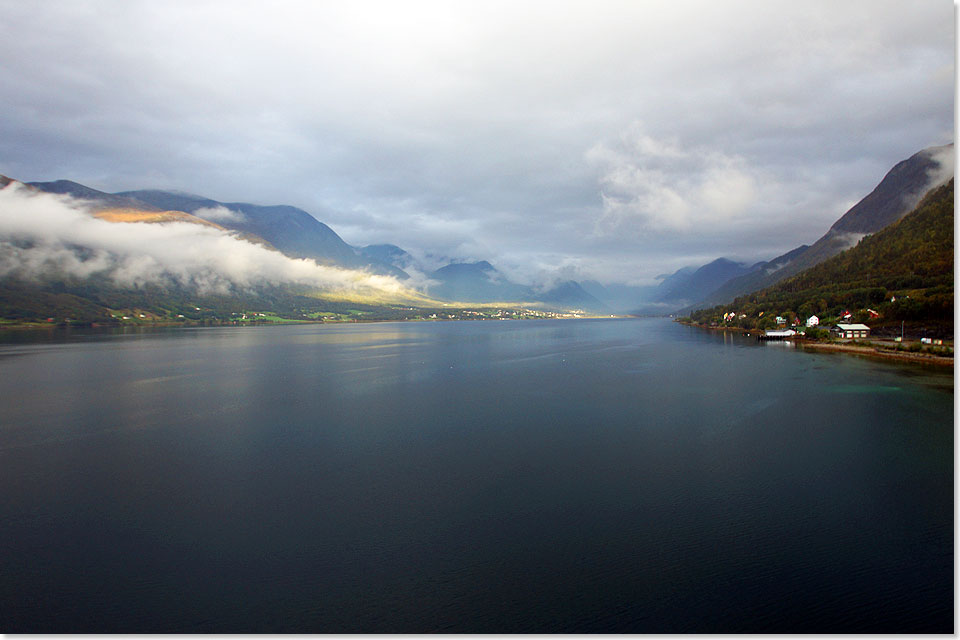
[677, 321, 954, 368]
[796, 340, 954, 367]
[0, 314, 628, 332]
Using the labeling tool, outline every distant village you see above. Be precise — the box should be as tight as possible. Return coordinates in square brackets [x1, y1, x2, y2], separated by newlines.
[77, 305, 598, 327]
[700, 301, 950, 354]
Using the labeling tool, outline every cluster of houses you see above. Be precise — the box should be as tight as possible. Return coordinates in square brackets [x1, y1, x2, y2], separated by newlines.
[801, 312, 872, 333]
[755, 312, 872, 340]
[763, 314, 871, 340]
[762, 324, 871, 340]
[718, 307, 881, 341]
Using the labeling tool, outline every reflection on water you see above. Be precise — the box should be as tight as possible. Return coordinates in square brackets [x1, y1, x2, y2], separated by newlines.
[0, 318, 952, 633]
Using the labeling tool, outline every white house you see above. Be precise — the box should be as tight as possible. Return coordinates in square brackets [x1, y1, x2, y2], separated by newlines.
[831, 323, 871, 339]
[806, 315, 820, 327]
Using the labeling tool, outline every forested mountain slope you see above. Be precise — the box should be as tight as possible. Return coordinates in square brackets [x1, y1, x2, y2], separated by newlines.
[688, 179, 953, 337]
[692, 144, 953, 309]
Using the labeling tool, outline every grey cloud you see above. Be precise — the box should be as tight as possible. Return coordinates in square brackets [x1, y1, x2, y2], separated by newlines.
[0, 0, 952, 287]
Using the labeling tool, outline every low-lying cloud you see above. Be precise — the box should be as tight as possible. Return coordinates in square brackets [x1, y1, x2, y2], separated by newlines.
[926, 145, 954, 180]
[192, 205, 246, 223]
[0, 183, 411, 298]
[917, 144, 955, 202]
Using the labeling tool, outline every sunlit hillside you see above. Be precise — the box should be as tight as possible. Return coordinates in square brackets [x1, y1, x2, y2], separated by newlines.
[93, 208, 226, 228]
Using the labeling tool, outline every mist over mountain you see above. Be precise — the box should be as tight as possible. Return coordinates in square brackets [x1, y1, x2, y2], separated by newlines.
[651, 258, 761, 308]
[0, 180, 417, 307]
[425, 261, 605, 311]
[115, 190, 407, 279]
[535, 281, 607, 311]
[689, 179, 954, 336]
[4, 141, 953, 320]
[427, 261, 531, 303]
[579, 281, 657, 313]
[25, 180, 243, 235]
[0, 175, 616, 319]
[10, 176, 608, 313]
[28, 180, 162, 211]
[357, 244, 416, 275]
[831, 144, 954, 234]
[24, 182, 409, 278]
[688, 245, 811, 311]
[683, 144, 954, 312]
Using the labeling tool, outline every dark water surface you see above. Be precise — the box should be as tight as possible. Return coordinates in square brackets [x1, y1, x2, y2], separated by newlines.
[0, 318, 952, 632]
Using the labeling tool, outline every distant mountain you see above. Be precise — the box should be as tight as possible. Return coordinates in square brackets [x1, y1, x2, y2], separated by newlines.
[20, 178, 227, 232]
[115, 190, 408, 279]
[776, 179, 953, 298]
[15, 143, 950, 316]
[10, 176, 607, 310]
[579, 280, 657, 313]
[29, 179, 163, 211]
[831, 144, 953, 234]
[652, 258, 761, 307]
[22, 181, 408, 278]
[357, 244, 416, 276]
[689, 143, 954, 310]
[690, 179, 953, 335]
[534, 281, 606, 311]
[92, 208, 227, 230]
[427, 261, 532, 302]
[652, 266, 696, 294]
[691, 244, 810, 311]
[425, 261, 607, 310]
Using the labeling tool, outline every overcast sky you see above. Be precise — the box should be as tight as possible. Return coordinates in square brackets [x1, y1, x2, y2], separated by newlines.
[0, 0, 953, 285]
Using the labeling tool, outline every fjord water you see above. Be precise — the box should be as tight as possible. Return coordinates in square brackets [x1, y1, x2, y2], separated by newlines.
[0, 318, 952, 633]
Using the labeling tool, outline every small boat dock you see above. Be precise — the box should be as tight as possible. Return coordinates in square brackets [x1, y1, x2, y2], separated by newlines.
[758, 329, 797, 341]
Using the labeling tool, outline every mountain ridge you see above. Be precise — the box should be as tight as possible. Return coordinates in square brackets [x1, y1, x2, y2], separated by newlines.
[688, 179, 954, 336]
[116, 189, 408, 276]
[685, 143, 954, 311]
[9, 142, 951, 316]
[28, 180, 163, 211]
[426, 261, 606, 310]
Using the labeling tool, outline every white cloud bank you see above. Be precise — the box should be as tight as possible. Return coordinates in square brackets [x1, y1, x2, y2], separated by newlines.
[0, 183, 411, 298]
